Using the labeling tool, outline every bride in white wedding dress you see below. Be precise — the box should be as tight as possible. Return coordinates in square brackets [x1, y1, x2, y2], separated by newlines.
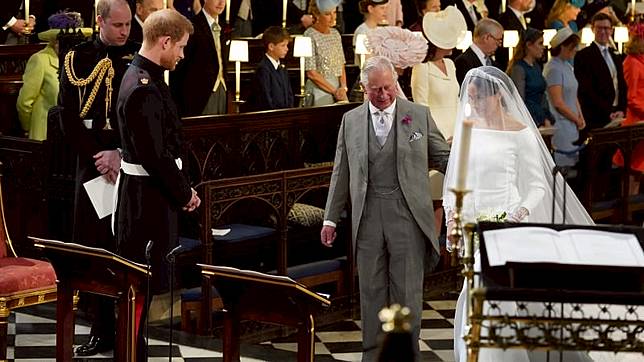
[442, 67, 639, 362]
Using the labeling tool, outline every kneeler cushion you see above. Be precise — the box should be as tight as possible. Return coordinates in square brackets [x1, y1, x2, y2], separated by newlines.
[0, 257, 57, 296]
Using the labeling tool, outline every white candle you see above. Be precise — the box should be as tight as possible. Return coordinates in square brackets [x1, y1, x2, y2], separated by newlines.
[24, 0, 29, 22]
[95, 0, 99, 30]
[163, 0, 168, 9]
[283, 0, 287, 28]
[299, 56, 305, 91]
[455, 120, 473, 190]
[632, 0, 636, 18]
[235, 61, 241, 101]
[226, 0, 231, 23]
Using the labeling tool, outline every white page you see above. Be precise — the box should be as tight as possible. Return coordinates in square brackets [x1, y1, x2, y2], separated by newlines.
[82, 175, 115, 219]
[484, 227, 562, 266]
[564, 229, 644, 267]
[212, 228, 231, 236]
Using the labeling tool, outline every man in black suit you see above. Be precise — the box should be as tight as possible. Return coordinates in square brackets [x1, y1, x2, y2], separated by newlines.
[130, 0, 163, 43]
[447, 0, 482, 31]
[248, 26, 294, 111]
[250, 0, 312, 36]
[496, 0, 531, 71]
[574, 12, 626, 130]
[171, 0, 228, 116]
[454, 18, 503, 84]
[1, 0, 36, 44]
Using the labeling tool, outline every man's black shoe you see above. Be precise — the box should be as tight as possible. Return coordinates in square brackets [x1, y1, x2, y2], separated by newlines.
[75, 336, 114, 356]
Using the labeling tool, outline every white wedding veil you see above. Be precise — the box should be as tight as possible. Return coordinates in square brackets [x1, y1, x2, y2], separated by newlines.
[442, 66, 593, 226]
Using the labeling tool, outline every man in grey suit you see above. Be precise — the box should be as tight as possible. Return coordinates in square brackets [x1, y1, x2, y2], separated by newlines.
[321, 56, 450, 361]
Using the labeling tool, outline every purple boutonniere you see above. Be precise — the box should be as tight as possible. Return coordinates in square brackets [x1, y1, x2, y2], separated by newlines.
[401, 115, 412, 125]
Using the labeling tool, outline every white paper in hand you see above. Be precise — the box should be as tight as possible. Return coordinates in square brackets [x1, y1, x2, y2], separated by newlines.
[212, 228, 231, 236]
[83, 175, 115, 219]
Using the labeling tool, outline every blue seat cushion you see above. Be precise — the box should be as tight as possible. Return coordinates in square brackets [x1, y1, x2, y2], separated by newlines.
[181, 286, 219, 302]
[178, 237, 202, 251]
[215, 223, 276, 243]
[269, 257, 346, 280]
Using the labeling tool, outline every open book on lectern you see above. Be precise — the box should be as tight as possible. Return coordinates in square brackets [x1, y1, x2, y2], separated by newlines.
[483, 227, 644, 268]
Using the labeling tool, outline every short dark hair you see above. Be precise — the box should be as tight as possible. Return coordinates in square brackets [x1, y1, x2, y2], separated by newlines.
[591, 12, 614, 26]
[263, 26, 290, 49]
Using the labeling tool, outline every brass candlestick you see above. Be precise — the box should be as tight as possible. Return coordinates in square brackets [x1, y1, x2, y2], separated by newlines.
[447, 187, 477, 352]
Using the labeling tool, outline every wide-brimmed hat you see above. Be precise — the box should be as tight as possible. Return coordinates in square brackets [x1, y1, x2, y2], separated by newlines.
[316, 0, 342, 13]
[38, 11, 92, 42]
[422, 5, 467, 49]
[549, 26, 576, 48]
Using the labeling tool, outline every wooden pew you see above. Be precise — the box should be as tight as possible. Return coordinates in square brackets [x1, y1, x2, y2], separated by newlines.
[581, 124, 644, 223]
[184, 166, 353, 334]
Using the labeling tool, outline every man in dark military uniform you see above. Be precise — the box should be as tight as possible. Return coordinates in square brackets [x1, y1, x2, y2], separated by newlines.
[55, 0, 138, 355]
[114, 9, 198, 358]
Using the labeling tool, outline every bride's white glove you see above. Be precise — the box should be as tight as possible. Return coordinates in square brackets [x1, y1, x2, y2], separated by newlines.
[508, 207, 529, 222]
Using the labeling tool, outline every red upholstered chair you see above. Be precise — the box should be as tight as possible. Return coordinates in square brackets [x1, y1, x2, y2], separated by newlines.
[0, 166, 57, 360]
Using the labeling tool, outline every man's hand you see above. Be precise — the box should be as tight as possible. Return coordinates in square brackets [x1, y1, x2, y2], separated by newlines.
[183, 188, 201, 212]
[300, 14, 313, 28]
[94, 150, 121, 183]
[321, 225, 336, 247]
[10, 19, 29, 35]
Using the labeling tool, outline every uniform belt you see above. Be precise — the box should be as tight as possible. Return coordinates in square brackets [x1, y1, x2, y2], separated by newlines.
[112, 157, 183, 234]
[120, 158, 183, 175]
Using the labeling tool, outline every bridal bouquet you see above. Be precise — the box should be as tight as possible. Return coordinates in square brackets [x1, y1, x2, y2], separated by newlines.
[471, 211, 507, 251]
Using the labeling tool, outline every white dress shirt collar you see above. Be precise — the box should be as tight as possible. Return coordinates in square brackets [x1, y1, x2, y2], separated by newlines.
[508, 6, 526, 29]
[135, 14, 144, 28]
[470, 43, 487, 66]
[203, 8, 218, 29]
[369, 99, 397, 116]
[265, 53, 280, 70]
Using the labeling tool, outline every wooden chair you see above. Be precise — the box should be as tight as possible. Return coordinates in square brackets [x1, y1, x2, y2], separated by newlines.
[0, 162, 57, 360]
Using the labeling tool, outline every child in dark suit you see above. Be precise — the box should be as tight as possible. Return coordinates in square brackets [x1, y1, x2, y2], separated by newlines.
[249, 26, 294, 111]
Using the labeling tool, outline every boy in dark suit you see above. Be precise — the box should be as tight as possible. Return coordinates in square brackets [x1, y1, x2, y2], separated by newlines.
[249, 26, 294, 111]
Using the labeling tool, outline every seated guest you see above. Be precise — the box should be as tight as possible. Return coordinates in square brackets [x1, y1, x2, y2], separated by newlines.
[546, 0, 584, 31]
[171, 0, 227, 116]
[304, 0, 348, 106]
[613, 19, 644, 195]
[544, 27, 584, 167]
[354, 0, 389, 46]
[17, 11, 91, 140]
[507, 27, 553, 128]
[130, 0, 163, 43]
[407, 0, 440, 32]
[248, 26, 294, 111]
[454, 18, 503, 84]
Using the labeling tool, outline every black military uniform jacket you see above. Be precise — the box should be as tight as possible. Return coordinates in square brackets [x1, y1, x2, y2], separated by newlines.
[57, 38, 138, 246]
[115, 54, 191, 287]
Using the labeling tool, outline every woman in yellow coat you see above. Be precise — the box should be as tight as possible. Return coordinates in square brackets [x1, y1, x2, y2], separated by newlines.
[16, 12, 90, 140]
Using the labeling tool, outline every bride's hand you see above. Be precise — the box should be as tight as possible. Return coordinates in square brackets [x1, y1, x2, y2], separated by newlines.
[508, 207, 529, 222]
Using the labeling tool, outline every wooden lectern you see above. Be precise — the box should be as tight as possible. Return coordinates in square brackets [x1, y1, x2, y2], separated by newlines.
[198, 264, 331, 362]
[30, 237, 148, 362]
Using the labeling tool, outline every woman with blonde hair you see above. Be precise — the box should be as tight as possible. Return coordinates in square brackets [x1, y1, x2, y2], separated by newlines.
[546, 0, 584, 31]
[304, 0, 348, 106]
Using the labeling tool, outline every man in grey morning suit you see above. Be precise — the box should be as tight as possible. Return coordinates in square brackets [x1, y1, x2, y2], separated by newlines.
[321, 56, 450, 361]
